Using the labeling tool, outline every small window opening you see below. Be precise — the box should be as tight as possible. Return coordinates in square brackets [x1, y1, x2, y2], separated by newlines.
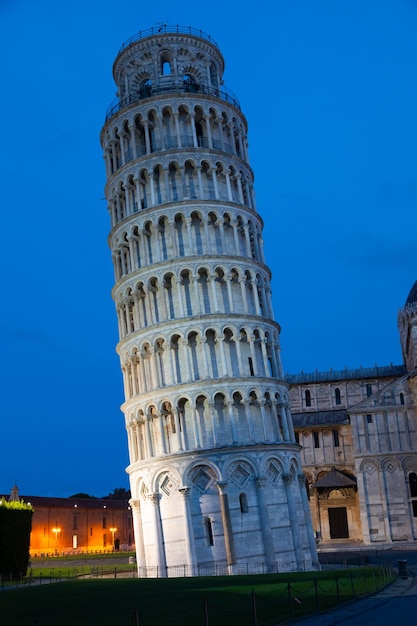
[205, 518, 214, 546]
[313, 431, 320, 448]
[400, 392, 405, 405]
[294, 431, 300, 445]
[248, 357, 254, 376]
[335, 388, 341, 405]
[333, 430, 340, 447]
[305, 389, 311, 407]
[366, 414, 373, 424]
[366, 384, 372, 397]
[239, 493, 248, 513]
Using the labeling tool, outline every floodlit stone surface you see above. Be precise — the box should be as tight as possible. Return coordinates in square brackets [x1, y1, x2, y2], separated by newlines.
[101, 25, 319, 574]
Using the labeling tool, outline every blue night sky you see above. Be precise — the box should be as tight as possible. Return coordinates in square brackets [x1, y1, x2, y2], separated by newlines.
[1, 0, 416, 498]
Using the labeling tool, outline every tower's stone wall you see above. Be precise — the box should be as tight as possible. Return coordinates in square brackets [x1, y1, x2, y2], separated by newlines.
[101, 25, 319, 574]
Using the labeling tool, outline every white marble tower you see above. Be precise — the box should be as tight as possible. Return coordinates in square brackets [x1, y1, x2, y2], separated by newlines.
[101, 25, 319, 575]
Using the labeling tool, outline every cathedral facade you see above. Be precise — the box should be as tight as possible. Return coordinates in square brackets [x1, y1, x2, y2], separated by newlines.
[100, 25, 319, 575]
[288, 283, 417, 546]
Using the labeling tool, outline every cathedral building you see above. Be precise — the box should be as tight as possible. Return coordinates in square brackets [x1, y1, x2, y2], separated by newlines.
[100, 25, 319, 575]
[287, 282, 417, 546]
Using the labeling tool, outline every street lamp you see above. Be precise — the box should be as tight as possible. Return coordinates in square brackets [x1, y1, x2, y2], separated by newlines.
[110, 527, 117, 549]
[52, 526, 61, 551]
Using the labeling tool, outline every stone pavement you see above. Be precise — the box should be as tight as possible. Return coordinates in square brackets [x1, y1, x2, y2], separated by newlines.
[284, 574, 417, 625]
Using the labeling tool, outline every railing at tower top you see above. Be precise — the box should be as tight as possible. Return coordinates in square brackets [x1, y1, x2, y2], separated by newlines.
[117, 25, 220, 54]
[105, 82, 241, 121]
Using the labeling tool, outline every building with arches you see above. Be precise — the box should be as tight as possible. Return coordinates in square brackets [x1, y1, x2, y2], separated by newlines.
[288, 282, 417, 546]
[100, 25, 319, 575]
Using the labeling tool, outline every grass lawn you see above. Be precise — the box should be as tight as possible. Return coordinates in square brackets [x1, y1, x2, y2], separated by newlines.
[0, 567, 395, 626]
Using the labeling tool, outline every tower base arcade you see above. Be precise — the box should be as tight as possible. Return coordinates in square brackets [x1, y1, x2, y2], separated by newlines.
[129, 446, 320, 575]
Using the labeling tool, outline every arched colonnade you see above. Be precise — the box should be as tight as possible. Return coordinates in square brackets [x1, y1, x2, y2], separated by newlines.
[126, 386, 295, 463]
[120, 322, 283, 397]
[111, 207, 265, 279]
[103, 101, 248, 179]
[115, 264, 273, 338]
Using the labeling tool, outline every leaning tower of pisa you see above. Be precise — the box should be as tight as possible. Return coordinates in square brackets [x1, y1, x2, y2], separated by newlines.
[101, 25, 319, 575]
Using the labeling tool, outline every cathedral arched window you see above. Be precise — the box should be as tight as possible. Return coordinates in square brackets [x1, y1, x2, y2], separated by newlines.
[305, 389, 311, 407]
[335, 388, 341, 405]
[409, 473, 417, 498]
[409, 472, 417, 517]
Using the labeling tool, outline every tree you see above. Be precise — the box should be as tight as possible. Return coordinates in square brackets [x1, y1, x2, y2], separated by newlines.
[69, 493, 97, 499]
[103, 487, 131, 500]
[0, 498, 33, 580]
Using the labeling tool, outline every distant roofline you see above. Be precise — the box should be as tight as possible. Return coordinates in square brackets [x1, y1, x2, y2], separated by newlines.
[292, 409, 349, 428]
[286, 364, 406, 385]
[0, 495, 130, 509]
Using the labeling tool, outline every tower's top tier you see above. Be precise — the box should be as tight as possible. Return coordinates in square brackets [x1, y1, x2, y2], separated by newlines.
[106, 25, 239, 121]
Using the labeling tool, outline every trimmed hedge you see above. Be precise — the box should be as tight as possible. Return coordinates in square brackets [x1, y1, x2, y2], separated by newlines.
[0, 498, 33, 580]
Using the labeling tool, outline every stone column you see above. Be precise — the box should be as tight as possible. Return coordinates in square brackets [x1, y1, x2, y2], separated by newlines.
[204, 114, 213, 148]
[200, 336, 210, 379]
[179, 487, 197, 573]
[259, 400, 269, 441]
[216, 336, 228, 377]
[143, 120, 151, 154]
[158, 413, 167, 454]
[225, 274, 234, 311]
[254, 477, 275, 570]
[190, 113, 198, 147]
[243, 224, 252, 257]
[285, 405, 296, 442]
[216, 482, 236, 568]
[196, 165, 204, 198]
[191, 405, 202, 448]
[129, 499, 146, 571]
[283, 475, 304, 569]
[225, 169, 233, 201]
[127, 424, 137, 461]
[298, 475, 319, 568]
[135, 421, 143, 460]
[248, 337, 259, 376]
[128, 124, 138, 159]
[356, 470, 371, 543]
[148, 493, 167, 576]
[145, 417, 154, 457]
[234, 335, 244, 376]
[211, 168, 219, 200]
[243, 400, 255, 443]
[209, 274, 220, 311]
[239, 277, 249, 314]
[279, 403, 290, 441]
[173, 409, 184, 452]
[209, 402, 217, 446]
[173, 113, 182, 148]
[226, 402, 239, 444]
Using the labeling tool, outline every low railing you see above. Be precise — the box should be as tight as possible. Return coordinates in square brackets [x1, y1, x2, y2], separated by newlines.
[105, 82, 240, 121]
[117, 25, 220, 54]
[2, 564, 395, 626]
